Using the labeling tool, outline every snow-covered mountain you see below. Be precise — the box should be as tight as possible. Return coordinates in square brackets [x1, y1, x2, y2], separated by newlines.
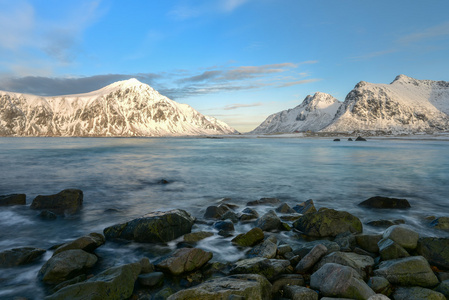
[250, 92, 342, 134]
[324, 75, 449, 134]
[0, 78, 238, 137]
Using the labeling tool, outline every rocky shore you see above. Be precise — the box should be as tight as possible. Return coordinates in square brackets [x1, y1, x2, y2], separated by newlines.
[1, 190, 449, 299]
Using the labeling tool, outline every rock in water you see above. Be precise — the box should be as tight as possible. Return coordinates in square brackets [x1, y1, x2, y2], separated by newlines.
[255, 210, 281, 231]
[0, 194, 26, 206]
[232, 227, 264, 247]
[246, 198, 281, 206]
[45, 262, 141, 300]
[293, 199, 317, 214]
[167, 274, 272, 300]
[53, 232, 105, 256]
[358, 196, 411, 209]
[293, 209, 362, 237]
[430, 217, 449, 230]
[155, 248, 213, 276]
[31, 189, 83, 215]
[103, 209, 194, 243]
[0, 247, 46, 268]
[355, 136, 367, 141]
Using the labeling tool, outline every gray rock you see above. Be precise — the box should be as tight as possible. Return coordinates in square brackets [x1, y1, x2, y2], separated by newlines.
[313, 251, 374, 280]
[183, 231, 214, 243]
[247, 197, 281, 206]
[392, 286, 446, 300]
[138, 272, 164, 287]
[167, 274, 272, 300]
[232, 227, 264, 247]
[280, 214, 302, 221]
[103, 209, 194, 243]
[0, 247, 46, 268]
[382, 225, 419, 249]
[277, 244, 293, 256]
[310, 263, 375, 299]
[31, 189, 83, 215]
[367, 276, 392, 296]
[45, 262, 141, 300]
[378, 238, 410, 261]
[373, 256, 439, 287]
[139, 257, 154, 274]
[248, 239, 277, 259]
[295, 244, 327, 273]
[416, 237, 449, 270]
[293, 240, 340, 257]
[292, 199, 317, 214]
[53, 232, 105, 256]
[214, 220, 235, 232]
[430, 217, 449, 230]
[255, 210, 281, 231]
[155, 248, 213, 276]
[221, 210, 239, 223]
[355, 234, 382, 253]
[230, 257, 291, 281]
[204, 204, 231, 219]
[434, 279, 449, 298]
[334, 231, 356, 251]
[38, 249, 97, 284]
[51, 274, 87, 293]
[358, 196, 410, 209]
[239, 207, 259, 222]
[271, 274, 305, 297]
[283, 285, 318, 300]
[276, 203, 296, 214]
[0, 194, 26, 206]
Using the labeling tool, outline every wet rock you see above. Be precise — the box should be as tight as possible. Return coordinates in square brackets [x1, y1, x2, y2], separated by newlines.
[355, 136, 367, 141]
[334, 231, 356, 251]
[246, 197, 281, 206]
[275, 203, 296, 214]
[39, 210, 58, 220]
[373, 256, 439, 287]
[214, 220, 234, 232]
[333, 138, 341, 141]
[378, 238, 410, 261]
[382, 225, 419, 249]
[53, 232, 105, 256]
[31, 189, 83, 215]
[430, 217, 449, 230]
[314, 251, 375, 280]
[221, 210, 239, 223]
[183, 231, 213, 243]
[248, 238, 277, 259]
[392, 286, 446, 300]
[38, 249, 97, 284]
[138, 272, 164, 287]
[284, 285, 318, 300]
[232, 227, 264, 247]
[155, 248, 213, 276]
[366, 219, 405, 228]
[348, 138, 353, 141]
[295, 244, 327, 273]
[310, 263, 375, 299]
[0, 247, 46, 268]
[204, 204, 231, 219]
[239, 207, 259, 222]
[367, 276, 392, 297]
[154, 287, 175, 300]
[52, 274, 87, 293]
[280, 213, 302, 221]
[277, 244, 293, 256]
[435, 280, 449, 298]
[230, 257, 291, 281]
[293, 209, 362, 237]
[415, 237, 449, 270]
[167, 274, 271, 300]
[293, 240, 340, 257]
[292, 199, 317, 214]
[271, 274, 305, 297]
[255, 210, 281, 231]
[0, 194, 26, 206]
[139, 257, 155, 274]
[355, 234, 382, 253]
[103, 209, 194, 243]
[358, 196, 410, 209]
[45, 262, 141, 300]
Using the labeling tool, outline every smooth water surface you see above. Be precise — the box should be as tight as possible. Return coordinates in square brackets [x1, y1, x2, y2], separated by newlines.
[0, 137, 448, 298]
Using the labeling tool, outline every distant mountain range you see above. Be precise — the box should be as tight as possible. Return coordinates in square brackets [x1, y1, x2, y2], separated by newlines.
[0, 79, 237, 136]
[252, 75, 449, 135]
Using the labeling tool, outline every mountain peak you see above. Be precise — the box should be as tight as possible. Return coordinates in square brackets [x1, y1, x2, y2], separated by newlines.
[391, 74, 419, 85]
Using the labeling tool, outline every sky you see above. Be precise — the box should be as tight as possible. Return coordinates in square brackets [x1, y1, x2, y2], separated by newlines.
[1, 0, 449, 132]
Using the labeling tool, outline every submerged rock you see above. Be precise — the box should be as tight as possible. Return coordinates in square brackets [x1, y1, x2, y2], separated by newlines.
[103, 209, 194, 243]
[31, 189, 83, 215]
[155, 248, 213, 276]
[358, 196, 410, 209]
[0, 194, 26, 206]
[246, 198, 281, 206]
[0, 247, 46, 268]
[53, 232, 105, 256]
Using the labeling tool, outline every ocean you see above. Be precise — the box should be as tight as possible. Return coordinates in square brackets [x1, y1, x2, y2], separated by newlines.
[1, 136, 448, 298]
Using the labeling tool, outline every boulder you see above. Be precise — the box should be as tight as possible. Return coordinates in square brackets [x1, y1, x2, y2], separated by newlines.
[183, 231, 213, 243]
[334, 231, 356, 251]
[310, 263, 375, 299]
[239, 207, 259, 222]
[358, 196, 410, 209]
[355, 136, 367, 141]
[0, 194, 26, 206]
[31, 189, 83, 215]
[53, 232, 105, 256]
[271, 274, 305, 297]
[38, 249, 97, 284]
[204, 204, 231, 219]
[333, 138, 341, 142]
[283, 285, 318, 300]
[313, 251, 374, 280]
[430, 217, 449, 230]
[221, 210, 239, 223]
[248, 238, 277, 259]
[280, 214, 302, 221]
[293, 240, 340, 257]
[295, 244, 327, 274]
[138, 272, 164, 287]
[378, 238, 410, 261]
[139, 257, 155, 274]
[214, 220, 234, 232]
[255, 210, 281, 231]
[367, 276, 392, 297]
[275, 203, 296, 214]
[247, 198, 281, 206]
[277, 244, 293, 256]
[392, 286, 446, 300]
[166, 274, 272, 300]
[0, 247, 46, 268]
[382, 225, 419, 249]
[348, 138, 353, 141]
[232, 227, 264, 247]
[373, 256, 439, 287]
[103, 209, 195, 243]
[416, 237, 449, 270]
[293, 209, 362, 237]
[435, 280, 449, 298]
[45, 262, 141, 300]
[230, 257, 291, 281]
[355, 234, 382, 253]
[292, 199, 317, 214]
[52, 274, 87, 293]
[155, 248, 213, 276]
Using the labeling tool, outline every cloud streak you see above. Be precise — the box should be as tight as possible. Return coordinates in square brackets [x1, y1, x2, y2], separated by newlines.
[223, 102, 263, 110]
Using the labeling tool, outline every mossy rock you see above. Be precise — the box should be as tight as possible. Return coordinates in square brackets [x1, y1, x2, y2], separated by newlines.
[231, 227, 264, 247]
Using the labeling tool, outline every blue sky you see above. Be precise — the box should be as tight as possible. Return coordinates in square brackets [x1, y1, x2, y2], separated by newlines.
[1, 0, 449, 132]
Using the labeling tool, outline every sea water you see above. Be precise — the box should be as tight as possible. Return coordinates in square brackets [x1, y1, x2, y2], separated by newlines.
[0, 137, 448, 298]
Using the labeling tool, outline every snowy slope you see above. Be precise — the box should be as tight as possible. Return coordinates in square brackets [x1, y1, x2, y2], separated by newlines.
[324, 75, 449, 134]
[0, 79, 238, 137]
[250, 92, 342, 134]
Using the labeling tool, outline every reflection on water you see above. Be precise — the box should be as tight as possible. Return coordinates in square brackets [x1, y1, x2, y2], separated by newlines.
[0, 137, 449, 298]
